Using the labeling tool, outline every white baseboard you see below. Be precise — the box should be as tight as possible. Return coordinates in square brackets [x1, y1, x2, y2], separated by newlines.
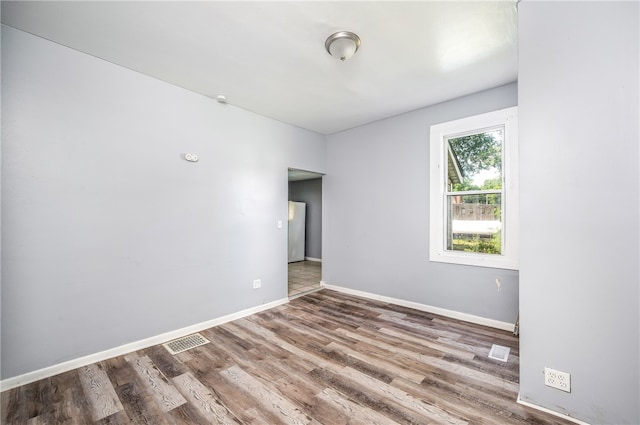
[0, 298, 289, 392]
[323, 284, 515, 332]
[304, 257, 322, 262]
[517, 394, 590, 425]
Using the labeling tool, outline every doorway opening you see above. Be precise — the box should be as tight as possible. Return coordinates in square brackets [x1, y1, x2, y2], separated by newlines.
[288, 168, 323, 298]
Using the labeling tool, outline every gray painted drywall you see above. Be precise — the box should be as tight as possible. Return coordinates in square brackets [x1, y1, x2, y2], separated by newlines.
[1, 26, 326, 379]
[289, 178, 322, 259]
[518, 3, 639, 424]
[324, 83, 519, 324]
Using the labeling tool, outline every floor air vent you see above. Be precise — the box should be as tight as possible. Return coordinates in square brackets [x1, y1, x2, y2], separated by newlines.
[163, 333, 210, 355]
[488, 344, 510, 362]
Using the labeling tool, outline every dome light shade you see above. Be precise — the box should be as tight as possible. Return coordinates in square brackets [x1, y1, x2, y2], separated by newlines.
[325, 31, 361, 61]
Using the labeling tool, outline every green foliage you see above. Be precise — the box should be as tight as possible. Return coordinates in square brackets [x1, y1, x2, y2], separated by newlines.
[453, 177, 502, 193]
[452, 178, 478, 192]
[452, 231, 501, 255]
[448, 132, 502, 178]
[480, 177, 501, 190]
[447, 130, 504, 255]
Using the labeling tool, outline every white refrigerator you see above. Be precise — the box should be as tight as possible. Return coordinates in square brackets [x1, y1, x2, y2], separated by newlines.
[288, 201, 306, 263]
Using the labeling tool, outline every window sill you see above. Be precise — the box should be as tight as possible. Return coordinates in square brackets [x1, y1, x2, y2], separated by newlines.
[429, 250, 519, 270]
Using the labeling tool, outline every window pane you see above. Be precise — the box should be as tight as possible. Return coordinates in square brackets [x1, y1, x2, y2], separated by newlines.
[447, 194, 502, 254]
[447, 128, 503, 192]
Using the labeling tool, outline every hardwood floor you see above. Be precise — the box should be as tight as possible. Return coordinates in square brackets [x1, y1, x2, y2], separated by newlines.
[1, 290, 575, 425]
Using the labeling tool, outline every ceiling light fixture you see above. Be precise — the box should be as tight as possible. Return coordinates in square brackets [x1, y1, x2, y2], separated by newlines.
[325, 31, 361, 61]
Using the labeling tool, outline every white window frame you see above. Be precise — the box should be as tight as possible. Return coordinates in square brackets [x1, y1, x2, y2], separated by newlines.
[429, 107, 519, 270]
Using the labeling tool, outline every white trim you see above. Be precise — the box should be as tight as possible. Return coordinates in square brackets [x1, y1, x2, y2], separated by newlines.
[0, 298, 289, 392]
[429, 106, 519, 270]
[324, 284, 514, 332]
[517, 394, 591, 425]
[304, 257, 322, 262]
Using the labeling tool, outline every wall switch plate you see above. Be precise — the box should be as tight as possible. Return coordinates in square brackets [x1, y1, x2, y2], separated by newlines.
[253, 279, 261, 289]
[544, 367, 571, 392]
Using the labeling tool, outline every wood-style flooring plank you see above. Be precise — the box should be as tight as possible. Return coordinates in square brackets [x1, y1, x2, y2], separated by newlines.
[339, 365, 467, 425]
[171, 372, 241, 425]
[77, 364, 124, 422]
[184, 354, 285, 425]
[1, 386, 27, 424]
[309, 366, 433, 425]
[49, 370, 93, 425]
[93, 410, 131, 425]
[219, 365, 311, 425]
[336, 326, 520, 394]
[314, 387, 400, 425]
[1, 289, 577, 425]
[124, 354, 187, 413]
[143, 345, 189, 380]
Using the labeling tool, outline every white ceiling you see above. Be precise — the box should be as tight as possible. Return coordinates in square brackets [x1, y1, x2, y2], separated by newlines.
[1, 1, 518, 135]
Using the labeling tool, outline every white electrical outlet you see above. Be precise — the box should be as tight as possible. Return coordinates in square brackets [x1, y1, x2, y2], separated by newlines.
[253, 279, 261, 289]
[544, 367, 571, 392]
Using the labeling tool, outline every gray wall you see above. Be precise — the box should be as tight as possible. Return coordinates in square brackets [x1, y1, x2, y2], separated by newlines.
[289, 178, 322, 260]
[324, 83, 519, 324]
[1, 26, 326, 379]
[518, 2, 639, 424]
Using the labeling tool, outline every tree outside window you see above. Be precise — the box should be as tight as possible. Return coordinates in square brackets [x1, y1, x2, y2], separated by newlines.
[429, 106, 518, 270]
[446, 129, 503, 255]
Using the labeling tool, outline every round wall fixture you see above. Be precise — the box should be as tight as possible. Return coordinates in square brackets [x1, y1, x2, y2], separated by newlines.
[325, 31, 361, 61]
[216, 94, 227, 103]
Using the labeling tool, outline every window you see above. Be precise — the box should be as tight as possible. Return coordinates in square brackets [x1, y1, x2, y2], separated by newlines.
[429, 107, 518, 270]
